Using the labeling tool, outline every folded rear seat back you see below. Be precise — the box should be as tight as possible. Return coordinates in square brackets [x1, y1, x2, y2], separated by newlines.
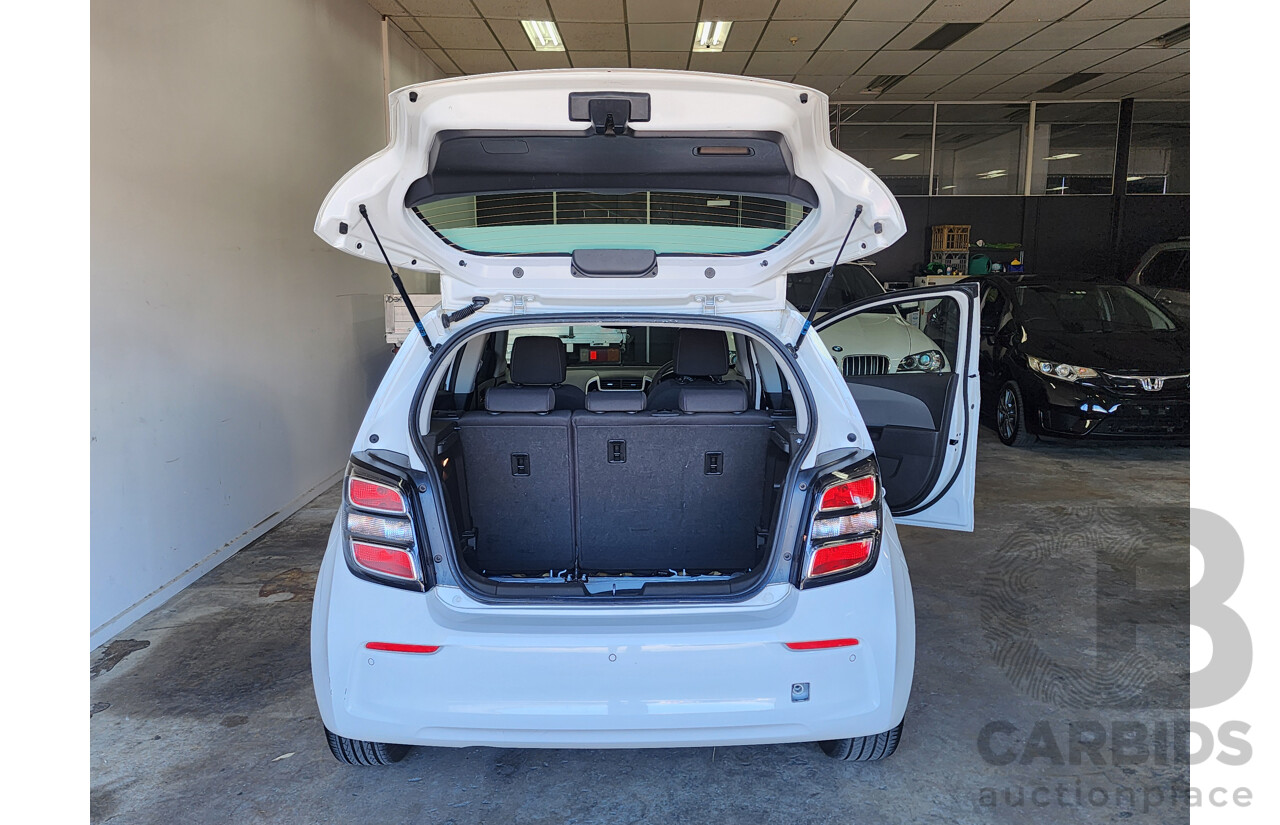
[458, 387, 574, 573]
[571, 405, 772, 573]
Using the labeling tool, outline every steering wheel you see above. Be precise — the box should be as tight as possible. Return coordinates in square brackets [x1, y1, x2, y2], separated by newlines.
[649, 360, 676, 389]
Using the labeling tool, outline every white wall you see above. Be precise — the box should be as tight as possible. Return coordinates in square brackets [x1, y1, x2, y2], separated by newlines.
[91, 0, 442, 646]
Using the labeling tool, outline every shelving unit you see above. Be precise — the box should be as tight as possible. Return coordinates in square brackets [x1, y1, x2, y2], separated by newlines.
[929, 224, 970, 275]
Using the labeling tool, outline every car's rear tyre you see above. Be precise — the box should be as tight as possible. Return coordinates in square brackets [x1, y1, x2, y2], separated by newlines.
[819, 719, 904, 761]
[995, 380, 1035, 447]
[325, 727, 411, 766]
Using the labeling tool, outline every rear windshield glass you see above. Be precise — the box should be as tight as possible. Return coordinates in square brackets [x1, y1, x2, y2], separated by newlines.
[413, 191, 809, 256]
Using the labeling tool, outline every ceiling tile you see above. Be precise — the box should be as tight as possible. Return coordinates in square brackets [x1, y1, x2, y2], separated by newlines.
[687, 52, 749, 73]
[825, 21, 911, 51]
[422, 48, 460, 73]
[792, 75, 851, 94]
[627, 23, 694, 52]
[557, 21, 627, 49]
[1140, 0, 1190, 17]
[1085, 72, 1183, 96]
[1085, 47, 1184, 73]
[1078, 18, 1186, 49]
[916, 49, 1003, 75]
[625, 0, 699, 24]
[631, 51, 690, 69]
[509, 50, 572, 69]
[989, 0, 1089, 22]
[1068, 0, 1166, 19]
[1132, 75, 1189, 96]
[844, 0, 932, 21]
[421, 18, 501, 49]
[884, 22, 940, 50]
[934, 74, 1007, 94]
[1030, 48, 1123, 73]
[569, 51, 630, 67]
[549, 0, 624, 22]
[802, 50, 873, 75]
[408, 31, 438, 49]
[471, 0, 551, 19]
[772, 0, 855, 19]
[700, 0, 779, 20]
[888, 74, 960, 94]
[400, 0, 476, 16]
[757, 20, 838, 51]
[367, 0, 408, 15]
[488, 18, 534, 50]
[721, 21, 767, 51]
[448, 50, 517, 74]
[948, 22, 1050, 50]
[390, 15, 421, 31]
[919, 0, 1011, 22]
[1014, 20, 1117, 50]
[1151, 49, 1188, 73]
[984, 73, 1076, 95]
[746, 51, 814, 75]
[858, 50, 938, 75]
[969, 49, 1058, 73]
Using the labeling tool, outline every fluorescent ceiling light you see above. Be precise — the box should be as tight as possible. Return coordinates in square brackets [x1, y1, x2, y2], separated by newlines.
[693, 21, 732, 52]
[1127, 175, 1145, 181]
[1047, 185, 1069, 191]
[706, 199, 731, 206]
[977, 169, 1007, 179]
[521, 20, 564, 52]
[891, 153, 920, 161]
[939, 185, 956, 190]
[1044, 153, 1081, 160]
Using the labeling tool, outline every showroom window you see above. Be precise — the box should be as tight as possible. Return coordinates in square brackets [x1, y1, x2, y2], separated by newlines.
[932, 104, 1029, 196]
[1032, 102, 1120, 195]
[1127, 101, 1189, 194]
[830, 103, 935, 196]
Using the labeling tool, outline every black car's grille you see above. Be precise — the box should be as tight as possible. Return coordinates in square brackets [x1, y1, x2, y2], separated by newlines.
[1102, 373, 1189, 395]
[1092, 402, 1190, 436]
[843, 355, 890, 377]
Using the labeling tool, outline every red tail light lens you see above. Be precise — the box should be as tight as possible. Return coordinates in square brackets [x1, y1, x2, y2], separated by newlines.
[820, 475, 877, 511]
[785, 638, 859, 651]
[348, 476, 407, 514]
[351, 541, 418, 580]
[805, 538, 874, 578]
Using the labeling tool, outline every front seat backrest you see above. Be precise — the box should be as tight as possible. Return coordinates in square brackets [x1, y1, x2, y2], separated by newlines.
[509, 335, 586, 411]
[646, 328, 735, 410]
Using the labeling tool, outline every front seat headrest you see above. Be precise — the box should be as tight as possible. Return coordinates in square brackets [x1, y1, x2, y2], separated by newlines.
[673, 329, 730, 377]
[510, 336, 567, 385]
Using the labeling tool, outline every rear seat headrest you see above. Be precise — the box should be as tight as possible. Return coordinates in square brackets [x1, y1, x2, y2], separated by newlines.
[485, 386, 555, 413]
[673, 328, 730, 377]
[510, 336, 567, 385]
[585, 390, 646, 413]
[679, 386, 747, 413]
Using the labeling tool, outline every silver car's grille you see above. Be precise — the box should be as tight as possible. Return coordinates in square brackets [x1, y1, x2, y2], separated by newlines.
[843, 354, 890, 377]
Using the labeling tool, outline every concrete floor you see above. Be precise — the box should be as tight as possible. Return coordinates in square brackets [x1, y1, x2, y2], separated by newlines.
[91, 429, 1189, 824]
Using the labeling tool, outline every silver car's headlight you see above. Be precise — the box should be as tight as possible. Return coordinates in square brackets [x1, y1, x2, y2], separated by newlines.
[898, 349, 945, 372]
[1028, 355, 1098, 382]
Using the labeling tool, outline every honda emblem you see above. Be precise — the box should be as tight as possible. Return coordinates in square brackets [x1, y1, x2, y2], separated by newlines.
[1139, 377, 1165, 392]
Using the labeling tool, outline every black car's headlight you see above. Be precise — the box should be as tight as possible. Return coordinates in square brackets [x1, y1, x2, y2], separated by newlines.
[898, 349, 945, 372]
[1028, 355, 1098, 382]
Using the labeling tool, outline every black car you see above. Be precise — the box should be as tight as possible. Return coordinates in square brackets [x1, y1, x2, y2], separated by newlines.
[962, 274, 1189, 446]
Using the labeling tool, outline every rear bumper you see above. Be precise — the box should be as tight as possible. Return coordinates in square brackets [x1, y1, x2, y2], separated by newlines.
[311, 520, 915, 749]
[1021, 374, 1189, 440]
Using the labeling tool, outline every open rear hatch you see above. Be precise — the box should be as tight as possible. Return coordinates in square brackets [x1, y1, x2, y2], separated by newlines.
[314, 70, 905, 315]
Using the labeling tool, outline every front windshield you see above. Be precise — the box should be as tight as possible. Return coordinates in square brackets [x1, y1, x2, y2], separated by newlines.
[1015, 283, 1177, 333]
[505, 325, 679, 367]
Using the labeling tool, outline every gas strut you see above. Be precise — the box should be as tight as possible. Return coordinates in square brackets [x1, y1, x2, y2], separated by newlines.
[358, 204, 435, 354]
[790, 204, 863, 354]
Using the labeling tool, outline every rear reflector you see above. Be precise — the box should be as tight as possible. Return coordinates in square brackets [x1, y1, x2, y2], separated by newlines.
[806, 538, 874, 578]
[820, 476, 877, 511]
[366, 642, 440, 654]
[351, 541, 418, 581]
[348, 476, 407, 514]
[785, 638, 859, 651]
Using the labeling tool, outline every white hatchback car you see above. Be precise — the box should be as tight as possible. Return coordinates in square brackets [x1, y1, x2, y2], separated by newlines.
[311, 70, 980, 765]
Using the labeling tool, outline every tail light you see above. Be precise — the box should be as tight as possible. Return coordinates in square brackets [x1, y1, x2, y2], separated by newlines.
[343, 463, 425, 591]
[800, 460, 881, 588]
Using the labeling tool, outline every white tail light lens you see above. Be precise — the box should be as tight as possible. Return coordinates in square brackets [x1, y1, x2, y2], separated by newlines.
[811, 510, 879, 542]
[346, 512, 414, 544]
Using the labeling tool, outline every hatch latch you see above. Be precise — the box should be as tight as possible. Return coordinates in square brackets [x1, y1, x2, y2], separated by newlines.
[568, 92, 652, 136]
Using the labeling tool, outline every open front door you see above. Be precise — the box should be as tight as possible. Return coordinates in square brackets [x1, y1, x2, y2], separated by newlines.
[814, 283, 980, 531]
